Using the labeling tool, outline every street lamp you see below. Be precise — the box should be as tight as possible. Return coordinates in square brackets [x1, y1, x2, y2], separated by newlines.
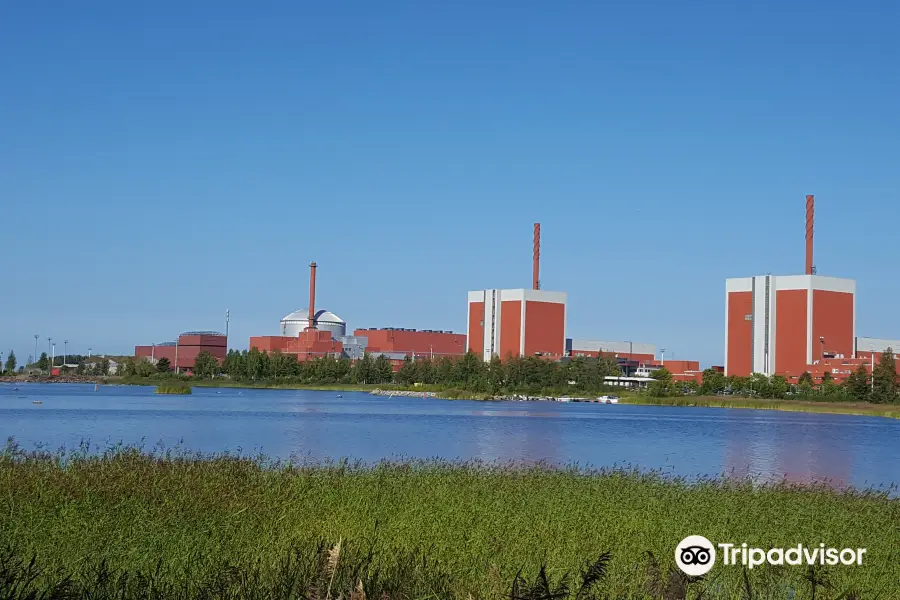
[51, 343, 56, 372]
[33, 335, 39, 368]
[660, 348, 666, 365]
[64, 340, 69, 367]
[47, 337, 52, 373]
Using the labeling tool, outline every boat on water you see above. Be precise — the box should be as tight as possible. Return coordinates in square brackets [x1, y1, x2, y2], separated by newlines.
[32, 400, 42, 405]
[598, 395, 620, 404]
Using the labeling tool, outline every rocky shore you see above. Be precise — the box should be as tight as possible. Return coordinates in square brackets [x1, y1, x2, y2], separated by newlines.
[0, 375, 103, 385]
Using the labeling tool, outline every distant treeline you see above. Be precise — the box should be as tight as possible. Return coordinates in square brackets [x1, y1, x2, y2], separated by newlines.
[112, 347, 899, 404]
[653, 350, 898, 404]
[121, 349, 625, 395]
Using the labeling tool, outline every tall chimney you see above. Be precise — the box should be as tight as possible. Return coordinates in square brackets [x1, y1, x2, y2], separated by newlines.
[805, 195, 814, 275]
[533, 223, 540, 290]
[308, 262, 317, 331]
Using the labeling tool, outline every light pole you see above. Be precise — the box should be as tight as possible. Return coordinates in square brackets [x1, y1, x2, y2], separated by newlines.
[51, 343, 56, 372]
[225, 309, 230, 343]
[88, 347, 92, 358]
[660, 348, 666, 366]
[64, 340, 69, 367]
[33, 335, 39, 368]
[47, 337, 52, 373]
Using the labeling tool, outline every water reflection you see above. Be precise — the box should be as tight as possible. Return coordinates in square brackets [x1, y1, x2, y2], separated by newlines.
[723, 412, 855, 488]
[1, 383, 898, 491]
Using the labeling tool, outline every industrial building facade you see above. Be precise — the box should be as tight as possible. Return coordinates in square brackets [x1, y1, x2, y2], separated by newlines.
[725, 275, 856, 377]
[566, 339, 656, 363]
[354, 328, 466, 358]
[135, 331, 227, 371]
[467, 289, 567, 361]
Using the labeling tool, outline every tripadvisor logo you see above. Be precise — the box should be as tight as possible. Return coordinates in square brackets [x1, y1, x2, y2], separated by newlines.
[676, 536, 716, 576]
[675, 536, 867, 575]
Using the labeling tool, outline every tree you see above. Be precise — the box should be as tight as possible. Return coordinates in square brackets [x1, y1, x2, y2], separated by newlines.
[353, 353, 374, 384]
[133, 358, 154, 377]
[649, 367, 673, 397]
[98, 358, 111, 376]
[700, 368, 726, 395]
[845, 364, 870, 402]
[36, 352, 49, 371]
[193, 351, 219, 379]
[487, 355, 506, 394]
[222, 349, 246, 380]
[373, 355, 393, 384]
[872, 349, 897, 404]
[798, 371, 813, 386]
[819, 371, 842, 399]
[156, 357, 171, 373]
[770, 375, 789, 398]
[4, 350, 14, 374]
[396, 356, 416, 385]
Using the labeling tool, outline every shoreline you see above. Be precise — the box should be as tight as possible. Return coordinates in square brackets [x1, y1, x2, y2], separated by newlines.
[5, 377, 900, 419]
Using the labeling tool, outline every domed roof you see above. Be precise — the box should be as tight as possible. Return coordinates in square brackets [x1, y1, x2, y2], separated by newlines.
[281, 309, 345, 324]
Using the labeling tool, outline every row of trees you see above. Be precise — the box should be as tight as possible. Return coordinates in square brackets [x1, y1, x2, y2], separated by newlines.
[646, 350, 899, 404]
[181, 349, 626, 395]
[87, 345, 900, 404]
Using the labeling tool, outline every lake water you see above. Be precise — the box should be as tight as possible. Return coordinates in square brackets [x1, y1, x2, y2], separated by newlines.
[2, 383, 899, 491]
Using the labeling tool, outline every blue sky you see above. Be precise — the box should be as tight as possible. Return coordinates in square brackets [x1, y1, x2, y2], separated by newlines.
[2, 0, 898, 367]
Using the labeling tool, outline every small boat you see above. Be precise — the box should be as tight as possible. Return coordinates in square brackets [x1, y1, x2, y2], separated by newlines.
[32, 400, 42, 405]
[337, 394, 343, 398]
[557, 396, 573, 403]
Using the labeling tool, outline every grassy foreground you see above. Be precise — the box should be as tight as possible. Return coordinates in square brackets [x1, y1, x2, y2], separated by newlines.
[625, 394, 900, 419]
[1, 447, 897, 599]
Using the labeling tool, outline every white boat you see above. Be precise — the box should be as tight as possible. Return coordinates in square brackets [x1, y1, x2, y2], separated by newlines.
[598, 395, 620, 404]
[557, 396, 573, 403]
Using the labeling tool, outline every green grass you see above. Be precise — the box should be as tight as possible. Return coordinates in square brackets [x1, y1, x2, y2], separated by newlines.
[153, 382, 192, 395]
[1, 446, 896, 599]
[626, 394, 900, 419]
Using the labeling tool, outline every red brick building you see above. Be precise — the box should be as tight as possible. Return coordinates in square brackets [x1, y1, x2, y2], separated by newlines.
[353, 328, 466, 358]
[725, 275, 855, 378]
[566, 339, 656, 363]
[249, 330, 344, 361]
[467, 289, 567, 361]
[135, 331, 227, 371]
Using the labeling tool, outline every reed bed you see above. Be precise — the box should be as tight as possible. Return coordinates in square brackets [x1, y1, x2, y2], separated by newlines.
[1, 442, 896, 599]
[154, 382, 192, 395]
[626, 395, 900, 419]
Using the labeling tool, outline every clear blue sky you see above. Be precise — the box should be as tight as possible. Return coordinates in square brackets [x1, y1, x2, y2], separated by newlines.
[2, 1, 898, 367]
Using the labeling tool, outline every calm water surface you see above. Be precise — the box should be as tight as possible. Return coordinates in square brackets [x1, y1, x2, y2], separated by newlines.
[2, 383, 899, 491]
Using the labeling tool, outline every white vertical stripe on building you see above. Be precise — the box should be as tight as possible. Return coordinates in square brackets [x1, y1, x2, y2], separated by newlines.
[752, 276, 768, 374]
[519, 297, 526, 356]
[768, 275, 776, 376]
[806, 277, 814, 364]
[482, 290, 491, 362]
[724, 285, 730, 375]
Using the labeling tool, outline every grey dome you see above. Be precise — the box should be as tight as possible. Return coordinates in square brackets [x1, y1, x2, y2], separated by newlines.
[280, 309, 346, 338]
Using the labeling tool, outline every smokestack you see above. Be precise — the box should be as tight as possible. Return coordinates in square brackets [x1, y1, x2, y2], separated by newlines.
[308, 262, 317, 332]
[805, 195, 814, 275]
[533, 223, 540, 290]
